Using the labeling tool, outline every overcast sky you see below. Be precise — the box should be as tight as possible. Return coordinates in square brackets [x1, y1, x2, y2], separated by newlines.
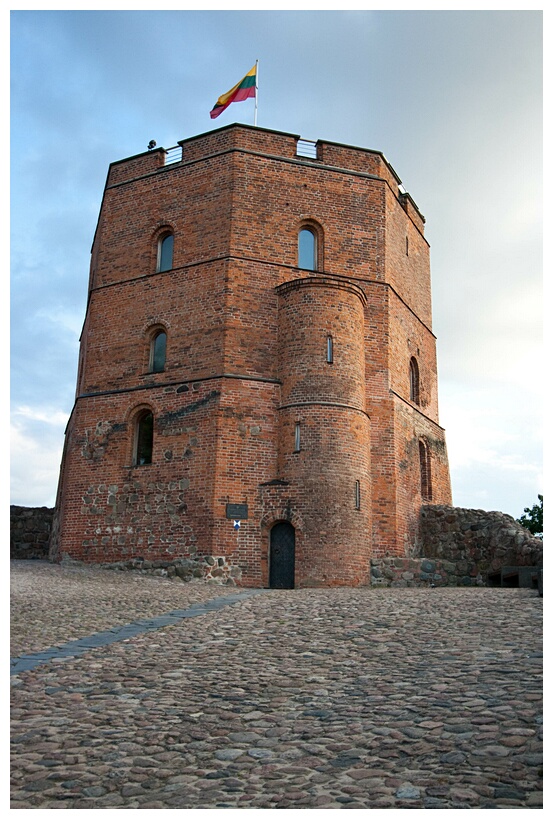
[9, 7, 543, 520]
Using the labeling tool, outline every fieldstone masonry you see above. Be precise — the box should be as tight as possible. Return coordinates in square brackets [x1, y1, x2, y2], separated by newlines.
[49, 478, 196, 564]
[89, 554, 243, 585]
[10, 506, 54, 560]
[371, 505, 543, 588]
[12, 503, 542, 590]
[419, 505, 542, 567]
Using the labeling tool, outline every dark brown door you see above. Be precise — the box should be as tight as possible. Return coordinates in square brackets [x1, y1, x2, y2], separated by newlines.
[269, 522, 295, 589]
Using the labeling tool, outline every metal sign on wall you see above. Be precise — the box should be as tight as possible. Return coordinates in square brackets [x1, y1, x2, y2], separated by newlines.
[226, 503, 248, 520]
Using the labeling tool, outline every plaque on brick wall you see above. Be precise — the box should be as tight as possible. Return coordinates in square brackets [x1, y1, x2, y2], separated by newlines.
[226, 503, 248, 520]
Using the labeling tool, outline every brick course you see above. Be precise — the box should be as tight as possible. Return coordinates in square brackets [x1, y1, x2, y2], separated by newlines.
[51, 123, 452, 586]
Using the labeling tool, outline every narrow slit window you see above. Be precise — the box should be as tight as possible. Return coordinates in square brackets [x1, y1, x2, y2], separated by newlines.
[406, 236, 409, 256]
[355, 480, 361, 510]
[409, 357, 420, 405]
[135, 411, 154, 466]
[298, 228, 316, 271]
[157, 233, 174, 272]
[419, 440, 432, 501]
[294, 422, 301, 452]
[150, 331, 167, 373]
[326, 335, 333, 364]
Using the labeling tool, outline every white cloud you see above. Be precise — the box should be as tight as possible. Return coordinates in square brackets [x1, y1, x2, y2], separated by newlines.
[10, 409, 68, 507]
[439, 381, 542, 516]
[13, 405, 69, 427]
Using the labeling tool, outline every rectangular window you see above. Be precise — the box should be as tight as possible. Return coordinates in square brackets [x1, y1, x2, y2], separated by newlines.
[326, 335, 333, 364]
[355, 480, 361, 510]
[294, 423, 301, 452]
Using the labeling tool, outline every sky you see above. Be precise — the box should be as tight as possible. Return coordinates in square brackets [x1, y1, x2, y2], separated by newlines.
[9, 6, 543, 521]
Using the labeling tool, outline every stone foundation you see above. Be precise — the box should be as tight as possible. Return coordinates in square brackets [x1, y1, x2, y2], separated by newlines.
[11, 503, 543, 591]
[370, 556, 541, 589]
[370, 556, 478, 587]
[81, 555, 243, 585]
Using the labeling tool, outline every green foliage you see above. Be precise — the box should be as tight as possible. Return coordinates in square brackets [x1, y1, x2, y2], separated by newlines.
[517, 494, 543, 536]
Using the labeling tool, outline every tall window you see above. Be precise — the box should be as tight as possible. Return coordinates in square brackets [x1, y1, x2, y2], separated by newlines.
[419, 439, 432, 500]
[157, 233, 174, 272]
[355, 480, 361, 510]
[409, 357, 420, 405]
[150, 330, 167, 373]
[294, 422, 301, 452]
[326, 335, 334, 364]
[135, 410, 154, 466]
[298, 228, 317, 271]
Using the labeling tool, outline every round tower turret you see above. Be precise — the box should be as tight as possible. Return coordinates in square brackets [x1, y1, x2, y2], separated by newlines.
[275, 277, 371, 586]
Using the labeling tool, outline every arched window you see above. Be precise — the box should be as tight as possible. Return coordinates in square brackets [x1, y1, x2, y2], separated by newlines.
[298, 227, 317, 271]
[157, 233, 174, 272]
[409, 357, 420, 405]
[134, 410, 154, 466]
[419, 439, 432, 501]
[149, 330, 167, 373]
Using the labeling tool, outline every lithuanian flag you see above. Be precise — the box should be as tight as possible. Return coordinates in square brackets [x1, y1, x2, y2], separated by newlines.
[210, 65, 257, 119]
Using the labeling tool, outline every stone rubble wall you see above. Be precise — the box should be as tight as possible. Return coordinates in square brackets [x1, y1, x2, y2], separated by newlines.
[371, 505, 543, 588]
[370, 556, 479, 588]
[419, 504, 542, 567]
[66, 555, 243, 586]
[10, 506, 55, 560]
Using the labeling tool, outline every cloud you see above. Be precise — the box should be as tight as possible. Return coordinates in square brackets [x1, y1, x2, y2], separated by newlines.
[13, 405, 70, 427]
[11, 407, 69, 507]
[439, 381, 542, 516]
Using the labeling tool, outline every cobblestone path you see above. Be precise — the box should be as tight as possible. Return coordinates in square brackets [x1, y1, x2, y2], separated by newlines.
[11, 561, 542, 809]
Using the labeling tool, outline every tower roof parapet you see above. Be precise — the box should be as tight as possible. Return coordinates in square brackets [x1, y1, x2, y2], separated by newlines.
[104, 123, 425, 231]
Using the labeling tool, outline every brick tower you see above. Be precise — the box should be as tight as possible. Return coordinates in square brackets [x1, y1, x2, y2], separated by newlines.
[50, 124, 452, 587]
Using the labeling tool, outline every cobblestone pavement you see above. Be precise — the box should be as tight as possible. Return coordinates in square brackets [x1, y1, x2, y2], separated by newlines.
[11, 561, 542, 809]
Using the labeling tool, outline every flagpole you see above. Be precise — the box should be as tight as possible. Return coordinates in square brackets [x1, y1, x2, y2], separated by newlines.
[254, 59, 259, 127]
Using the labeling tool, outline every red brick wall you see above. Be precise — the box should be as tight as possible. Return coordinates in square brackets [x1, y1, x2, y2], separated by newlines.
[180, 124, 300, 163]
[385, 185, 432, 326]
[81, 260, 229, 393]
[275, 277, 371, 586]
[52, 123, 451, 583]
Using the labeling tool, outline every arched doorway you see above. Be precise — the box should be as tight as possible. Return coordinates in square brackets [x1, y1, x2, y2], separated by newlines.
[269, 522, 296, 589]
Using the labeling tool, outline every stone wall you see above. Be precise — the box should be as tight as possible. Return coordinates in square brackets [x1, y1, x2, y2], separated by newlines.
[371, 505, 542, 588]
[10, 506, 54, 560]
[77, 555, 244, 585]
[419, 505, 542, 569]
